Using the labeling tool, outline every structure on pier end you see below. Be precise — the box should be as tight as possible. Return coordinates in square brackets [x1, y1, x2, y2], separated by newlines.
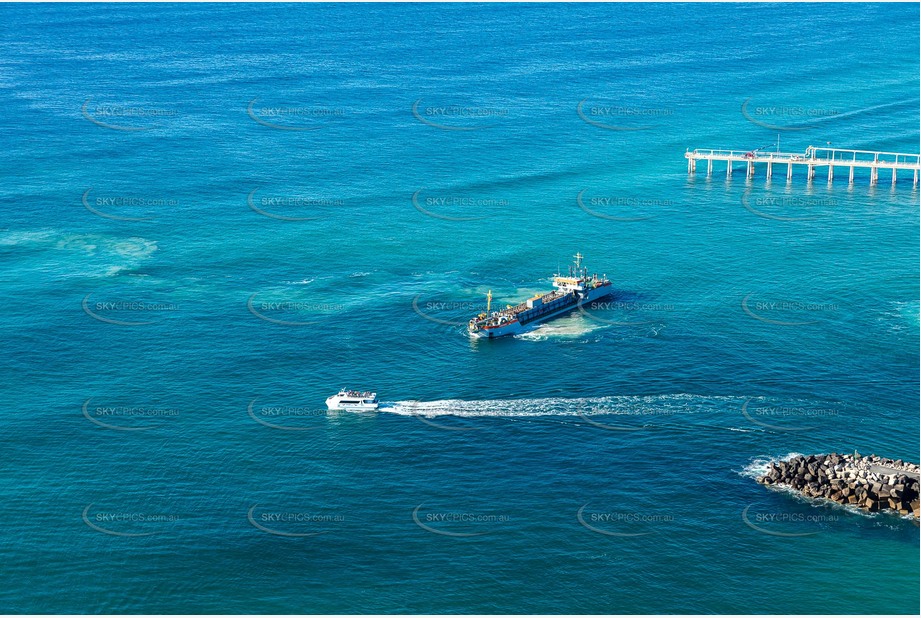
[685, 146, 921, 187]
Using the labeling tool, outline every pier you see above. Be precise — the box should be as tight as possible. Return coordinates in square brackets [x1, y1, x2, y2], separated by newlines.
[686, 146, 921, 187]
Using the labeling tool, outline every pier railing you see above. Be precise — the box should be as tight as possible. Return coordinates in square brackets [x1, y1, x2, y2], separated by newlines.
[687, 147, 921, 168]
[688, 149, 807, 162]
[804, 146, 920, 167]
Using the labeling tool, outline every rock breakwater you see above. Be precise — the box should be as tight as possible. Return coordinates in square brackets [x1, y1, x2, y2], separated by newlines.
[757, 452, 920, 517]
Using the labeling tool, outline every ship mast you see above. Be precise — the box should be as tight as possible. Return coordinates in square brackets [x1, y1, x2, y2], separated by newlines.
[486, 290, 492, 313]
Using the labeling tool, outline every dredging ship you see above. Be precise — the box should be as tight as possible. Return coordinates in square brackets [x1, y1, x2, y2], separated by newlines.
[467, 253, 613, 339]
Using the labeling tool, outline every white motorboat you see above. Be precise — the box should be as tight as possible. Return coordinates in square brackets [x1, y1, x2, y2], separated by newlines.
[325, 389, 379, 411]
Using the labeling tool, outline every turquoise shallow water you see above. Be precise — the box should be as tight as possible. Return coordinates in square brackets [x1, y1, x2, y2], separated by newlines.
[0, 2, 919, 614]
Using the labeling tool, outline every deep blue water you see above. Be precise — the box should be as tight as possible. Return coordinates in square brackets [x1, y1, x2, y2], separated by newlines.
[0, 2, 918, 614]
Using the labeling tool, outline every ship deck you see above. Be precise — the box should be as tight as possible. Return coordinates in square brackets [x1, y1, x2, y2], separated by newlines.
[495, 290, 567, 319]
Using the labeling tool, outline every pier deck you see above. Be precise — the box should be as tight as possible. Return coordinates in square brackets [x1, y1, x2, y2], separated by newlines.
[686, 146, 921, 186]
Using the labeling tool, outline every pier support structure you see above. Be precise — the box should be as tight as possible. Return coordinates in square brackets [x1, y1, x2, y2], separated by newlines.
[685, 146, 921, 190]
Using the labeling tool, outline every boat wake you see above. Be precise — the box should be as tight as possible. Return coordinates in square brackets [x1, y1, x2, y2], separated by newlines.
[515, 316, 608, 340]
[376, 394, 834, 436]
[382, 394, 732, 419]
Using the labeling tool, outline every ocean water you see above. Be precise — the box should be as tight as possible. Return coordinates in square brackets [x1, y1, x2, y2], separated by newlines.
[0, 2, 918, 614]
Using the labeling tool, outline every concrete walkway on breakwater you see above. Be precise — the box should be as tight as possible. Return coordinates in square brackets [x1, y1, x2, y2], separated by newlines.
[757, 452, 920, 517]
[869, 464, 920, 481]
